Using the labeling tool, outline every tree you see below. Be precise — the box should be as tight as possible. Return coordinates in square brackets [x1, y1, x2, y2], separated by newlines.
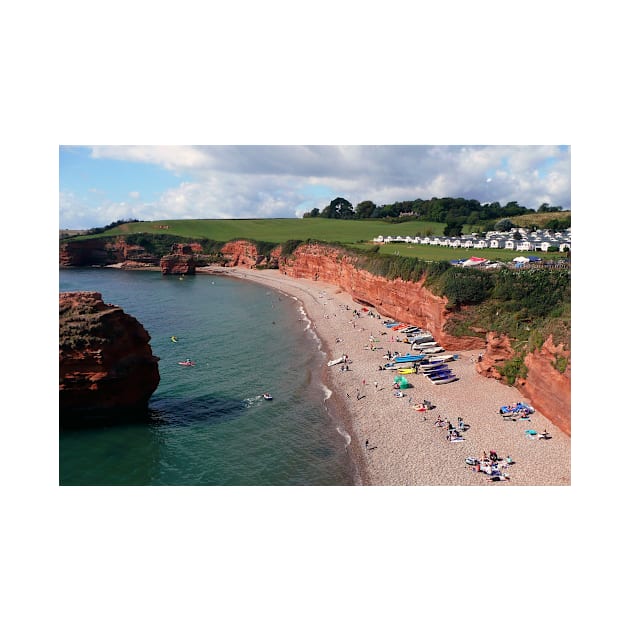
[495, 218, 514, 232]
[322, 197, 353, 219]
[444, 219, 464, 237]
[331, 197, 354, 218]
[355, 200, 376, 219]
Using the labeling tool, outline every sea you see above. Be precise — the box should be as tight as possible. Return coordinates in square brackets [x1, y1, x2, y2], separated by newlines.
[59, 268, 356, 485]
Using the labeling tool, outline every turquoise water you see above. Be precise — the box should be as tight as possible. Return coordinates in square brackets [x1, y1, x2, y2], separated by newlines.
[59, 269, 355, 485]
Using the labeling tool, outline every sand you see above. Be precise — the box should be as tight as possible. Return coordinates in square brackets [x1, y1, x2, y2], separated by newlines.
[199, 266, 571, 486]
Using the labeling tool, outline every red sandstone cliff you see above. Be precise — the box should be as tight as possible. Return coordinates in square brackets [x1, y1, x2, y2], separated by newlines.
[520, 337, 571, 436]
[278, 242, 570, 434]
[60, 238, 160, 267]
[58, 238, 570, 433]
[220, 240, 282, 268]
[279, 243, 484, 350]
[59, 291, 160, 423]
[160, 243, 196, 275]
[477, 333, 571, 435]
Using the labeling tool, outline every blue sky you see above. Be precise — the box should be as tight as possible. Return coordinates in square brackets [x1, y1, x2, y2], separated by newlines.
[59, 145, 571, 229]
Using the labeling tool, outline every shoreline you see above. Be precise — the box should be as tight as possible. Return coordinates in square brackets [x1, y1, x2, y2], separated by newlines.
[209, 268, 370, 486]
[198, 266, 570, 486]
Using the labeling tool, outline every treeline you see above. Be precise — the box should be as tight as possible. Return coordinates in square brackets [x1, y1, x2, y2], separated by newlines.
[304, 196, 568, 233]
[85, 218, 142, 235]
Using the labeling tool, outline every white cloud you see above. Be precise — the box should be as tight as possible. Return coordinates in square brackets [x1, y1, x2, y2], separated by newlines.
[61, 146, 571, 228]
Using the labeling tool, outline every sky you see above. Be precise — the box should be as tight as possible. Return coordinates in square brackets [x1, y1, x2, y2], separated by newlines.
[59, 145, 571, 229]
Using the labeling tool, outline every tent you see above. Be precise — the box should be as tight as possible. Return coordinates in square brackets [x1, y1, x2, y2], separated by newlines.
[462, 256, 487, 267]
[513, 256, 529, 263]
[527, 256, 542, 262]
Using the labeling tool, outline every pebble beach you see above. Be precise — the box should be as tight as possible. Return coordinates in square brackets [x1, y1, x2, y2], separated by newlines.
[200, 266, 571, 486]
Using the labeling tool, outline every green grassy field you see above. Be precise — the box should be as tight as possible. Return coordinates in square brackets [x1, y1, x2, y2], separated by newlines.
[79, 217, 568, 262]
[97, 218, 445, 244]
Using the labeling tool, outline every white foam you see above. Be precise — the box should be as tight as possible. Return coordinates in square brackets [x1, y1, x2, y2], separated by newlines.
[336, 426, 351, 446]
[322, 384, 332, 400]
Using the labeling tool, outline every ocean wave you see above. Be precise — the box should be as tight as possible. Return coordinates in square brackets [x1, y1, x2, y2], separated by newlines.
[336, 426, 351, 446]
[322, 384, 332, 400]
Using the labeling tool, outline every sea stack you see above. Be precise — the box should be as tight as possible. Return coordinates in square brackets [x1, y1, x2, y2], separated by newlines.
[59, 291, 160, 424]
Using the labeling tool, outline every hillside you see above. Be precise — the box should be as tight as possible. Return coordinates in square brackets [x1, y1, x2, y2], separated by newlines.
[70, 218, 444, 245]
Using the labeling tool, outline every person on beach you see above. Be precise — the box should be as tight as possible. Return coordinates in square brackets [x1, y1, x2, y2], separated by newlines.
[365, 440, 369, 450]
[374, 381, 378, 390]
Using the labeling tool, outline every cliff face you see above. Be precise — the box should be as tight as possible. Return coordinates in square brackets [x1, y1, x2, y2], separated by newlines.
[279, 243, 570, 434]
[160, 243, 196, 275]
[279, 243, 484, 350]
[220, 240, 281, 268]
[59, 291, 160, 423]
[520, 337, 571, 436]
[60, 239, 117, 266]
[59, 238, 570, 434]
[477, 333, 571, 435]
[60, 238, 160, 267]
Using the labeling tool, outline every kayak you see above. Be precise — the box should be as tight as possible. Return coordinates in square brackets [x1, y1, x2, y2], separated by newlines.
[394, 354, 426, 363]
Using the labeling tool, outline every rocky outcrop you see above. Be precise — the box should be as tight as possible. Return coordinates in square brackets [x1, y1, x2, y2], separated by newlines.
[60, 238, 116, 266]
[477, 333, 571, 435]
[477, 332, 515, 380]
[59, 291, 160, 423]
[220, 240, 281, 268]
[60, 238, 160, 267]
[160, 243, 196, 275]
[520, 337, 571, 436]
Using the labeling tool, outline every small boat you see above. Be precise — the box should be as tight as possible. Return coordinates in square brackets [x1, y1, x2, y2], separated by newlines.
[430, 375, 458, 385]
[400, 326, 419, 334]
[171, 336, 178, 342]
[418, 363, 447, 373]
[393, 354, 426, 363]
[426, 354, 454, 363]
[425, 367, 453, 377]
[178, 360, 195, 366]
[409, 333, 434, 344]
[422, 346, 444, 354]
[327, 356, 347, 367]
[385, 361, 415, 370]
[426, 371, 453, 380]
[263, 393, 273, 401]
[413, 341, 439, 349]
